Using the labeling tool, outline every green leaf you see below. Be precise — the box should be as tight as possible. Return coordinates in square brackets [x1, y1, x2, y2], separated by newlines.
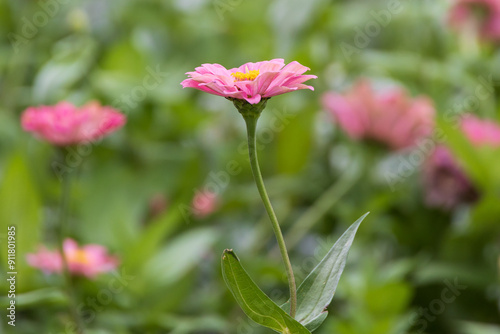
[281, 213, 368, 331]
[302, 312, 328, 332]
[221, 249, 311, 334]
[0, 152, 42, 291]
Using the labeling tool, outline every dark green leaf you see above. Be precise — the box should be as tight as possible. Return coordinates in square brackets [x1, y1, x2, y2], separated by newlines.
[222, 249, 311, 334]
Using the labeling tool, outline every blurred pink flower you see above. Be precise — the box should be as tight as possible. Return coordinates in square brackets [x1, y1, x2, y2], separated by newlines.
[26, 239, 119, 278]
[322, 80, 435, 150]
[448, 0, 500, 42]
[461, 115, 500, 146]
[21, 101, 126, 146]
[192, 190, 218, 218]
[423, 115, 500, 209]
[181, 59, 316, 104]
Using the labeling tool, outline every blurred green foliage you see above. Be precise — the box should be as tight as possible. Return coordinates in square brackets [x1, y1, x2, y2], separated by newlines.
[0, 0, 499, 333]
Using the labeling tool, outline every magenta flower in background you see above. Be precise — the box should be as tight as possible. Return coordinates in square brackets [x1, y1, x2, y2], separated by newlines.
[21, 101, 126, 146]
[448, 0, 500, 42]
[192, 190, 218, 218]
[26, 239, 119, 279]
[322, 80, 435, 150]
[423, 146, 479, 209]
[423, 115, 500, 209]
[181, 59, 316, 104]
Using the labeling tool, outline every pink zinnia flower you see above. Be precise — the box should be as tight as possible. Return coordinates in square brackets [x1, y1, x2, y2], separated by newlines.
[322, 80, 435, 150]
[26, 239, 119, 278]
[448, 0, 500, 42]
[192, 190, 218, 218]
[181, 59, 316, 104]
[423, 115, 500, 209]
[21, 101, 126, 146]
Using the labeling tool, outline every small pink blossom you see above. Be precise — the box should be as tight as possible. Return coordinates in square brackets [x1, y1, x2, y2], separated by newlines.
[448, 0, 500, 42]
[26, 239, 119, 278]
[192, 190, 218, 218]
[148, 193, 169, 219]
[181, 59, 316, 104]
[21, 101, 126, 146]
[322, 80, 435, 150]
[423, 115, 500, 209]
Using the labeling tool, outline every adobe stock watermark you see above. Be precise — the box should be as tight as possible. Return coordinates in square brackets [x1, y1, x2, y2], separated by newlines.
[213, 0, 245, 21]
[178, 106, 297, 223]
[384, 74, 498, 191]
[409, 278, 467, 333]
[8, 0, 72, 54]
[50, 268, 135, 334]
[51, 65, 168, 181]
[340, 0, 404, 62]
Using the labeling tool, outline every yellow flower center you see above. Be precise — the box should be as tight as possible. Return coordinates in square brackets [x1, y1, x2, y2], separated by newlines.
[231, 69, 260, 81]
[68, 249, 89, 265]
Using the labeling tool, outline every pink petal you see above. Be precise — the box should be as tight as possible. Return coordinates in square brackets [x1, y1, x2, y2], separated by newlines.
[280, 61, 311, 75]
[244, 94, 262, 104]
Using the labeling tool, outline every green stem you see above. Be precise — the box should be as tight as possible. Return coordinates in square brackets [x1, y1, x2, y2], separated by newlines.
[243, 114, 297, 318]
[57, 151, 85, 334]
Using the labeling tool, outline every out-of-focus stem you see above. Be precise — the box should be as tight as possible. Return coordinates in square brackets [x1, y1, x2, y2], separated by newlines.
[56, 149, 85, 334]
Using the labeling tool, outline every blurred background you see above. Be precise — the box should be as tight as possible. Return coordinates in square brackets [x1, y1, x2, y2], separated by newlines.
[1, 0, 500, 333]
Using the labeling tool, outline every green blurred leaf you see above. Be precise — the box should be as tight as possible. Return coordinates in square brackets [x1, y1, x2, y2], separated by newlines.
[142, 228, 216, 287]
[221, 249, 311, 334]
[123, 204, 182, 270]
[456, 321, 500, 334]
[123, 158, 202, 270]
[33, 36, 98, 103]
[157, 314, 228, 334]
[439, 120, 491, 189]
[78, 164, 147, 250]
[99, 40, 146, 75]
[0, 152, 42, 291]
[365, 282, 412, 315]
[470, 191, 500, 230]
[281, 213, 368, 331]
[0, 288, 64, 308]
[276, 108, 314, 174]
